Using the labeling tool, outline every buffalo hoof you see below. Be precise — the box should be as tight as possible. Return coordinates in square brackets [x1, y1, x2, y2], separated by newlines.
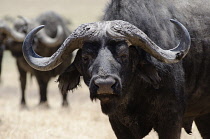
[20, 104, 29, 110]
[38, 102, 50, 109]
[62, 101, 69, 107]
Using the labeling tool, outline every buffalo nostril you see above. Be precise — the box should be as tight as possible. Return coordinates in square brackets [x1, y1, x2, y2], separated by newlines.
[94, 77, 116, 88]
[111, 82, 117, 89]
[94, 77, 116, 94]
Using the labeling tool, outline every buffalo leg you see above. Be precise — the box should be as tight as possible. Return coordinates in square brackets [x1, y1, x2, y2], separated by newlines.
[155, 100, 183, 139]
[0, 46, 4, 82]
[62, 92, 68, 107]
[17, 61, 27, 106]
[35, 75, 49, 104]
[195, 113, 210, 139]
[155, 112, 182, 139]
[157, 123, 181, 139]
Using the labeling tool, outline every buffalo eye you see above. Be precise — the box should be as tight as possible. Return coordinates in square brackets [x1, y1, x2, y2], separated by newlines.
[116, 50, 128, 62]
[82, 41, 100, 64]
[114, 41, 129, 62]
[82, 54, 91, 63]
[107, 40, 129, 63]
[119, 52, 128, 60]
[109, 40, 118, 46]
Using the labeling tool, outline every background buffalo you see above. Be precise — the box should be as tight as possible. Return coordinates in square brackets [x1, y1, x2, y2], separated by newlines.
[1, 11, 73, 107]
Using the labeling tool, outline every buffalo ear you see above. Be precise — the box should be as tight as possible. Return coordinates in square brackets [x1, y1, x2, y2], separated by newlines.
[138, 60, 161, 89]
[57, 50, 82, 94]
[130, 46, 161, 89]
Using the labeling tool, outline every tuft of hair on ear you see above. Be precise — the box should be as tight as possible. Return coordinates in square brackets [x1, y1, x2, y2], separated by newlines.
[57, 64, 81, 94]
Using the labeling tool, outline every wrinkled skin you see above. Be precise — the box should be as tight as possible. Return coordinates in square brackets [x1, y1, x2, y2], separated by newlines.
[56, 0, 210, 138]
[1, 12, 72, 107]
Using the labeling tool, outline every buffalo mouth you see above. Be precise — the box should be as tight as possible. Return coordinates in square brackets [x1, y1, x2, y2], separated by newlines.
[97, 94, 119, 103]
[89, 75, 122, 102]
[96, 93, 120, 114]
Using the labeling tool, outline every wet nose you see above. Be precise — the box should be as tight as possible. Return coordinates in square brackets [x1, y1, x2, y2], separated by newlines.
[94, 77, 116, 94]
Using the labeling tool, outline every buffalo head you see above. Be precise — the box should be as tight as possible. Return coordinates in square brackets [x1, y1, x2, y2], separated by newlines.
[0, 16, 64, 47]
[22, 20, 191, 114]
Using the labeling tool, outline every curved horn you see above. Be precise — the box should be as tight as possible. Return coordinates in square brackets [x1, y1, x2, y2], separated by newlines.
[110, 19, 191, 63]
[37, 25, 64, 47]
[17, 16, 29, 26]
[0, 23, 25, 42]
[22, 23, 96, 71]
[23, 19, 190, 72]
[17, 16, 30, 31]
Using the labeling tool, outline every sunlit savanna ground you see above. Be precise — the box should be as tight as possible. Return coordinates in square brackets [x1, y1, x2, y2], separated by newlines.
[0, 0, 203, 138]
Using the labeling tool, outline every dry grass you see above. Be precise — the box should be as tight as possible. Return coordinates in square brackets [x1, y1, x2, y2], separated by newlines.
[0, 0, 203, 138]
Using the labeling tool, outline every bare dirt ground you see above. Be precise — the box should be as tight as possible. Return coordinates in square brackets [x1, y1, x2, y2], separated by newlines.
[0, 0, 202, 138]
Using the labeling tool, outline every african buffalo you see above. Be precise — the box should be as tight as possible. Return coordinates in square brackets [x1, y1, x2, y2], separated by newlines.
[22, 0, 210, 139]
[0, 11, 72, 107]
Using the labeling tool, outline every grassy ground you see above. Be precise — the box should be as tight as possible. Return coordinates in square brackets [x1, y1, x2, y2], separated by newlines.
[0, 0, 202, 138]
